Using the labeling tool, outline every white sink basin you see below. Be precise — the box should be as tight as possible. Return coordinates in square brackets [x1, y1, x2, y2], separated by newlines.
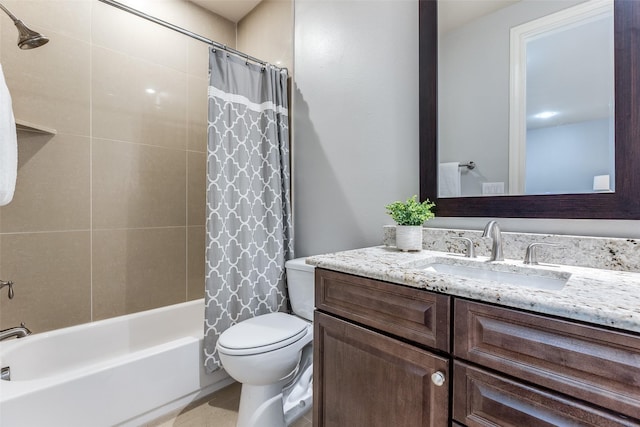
[415, 257, 570, 290]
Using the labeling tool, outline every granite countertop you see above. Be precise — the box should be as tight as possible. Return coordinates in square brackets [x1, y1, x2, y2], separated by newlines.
[306, 246, 640, 335]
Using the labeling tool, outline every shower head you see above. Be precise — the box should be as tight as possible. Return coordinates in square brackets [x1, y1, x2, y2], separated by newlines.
[14, 19, 49, 49]
[0, 2, 48, 49]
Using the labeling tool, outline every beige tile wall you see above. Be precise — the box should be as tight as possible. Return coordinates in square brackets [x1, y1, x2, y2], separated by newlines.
[238, 0, 294, 71]
[0, 0, 241, 332]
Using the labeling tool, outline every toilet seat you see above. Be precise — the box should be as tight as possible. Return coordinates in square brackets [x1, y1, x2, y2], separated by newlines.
[217, 312, 310, 356]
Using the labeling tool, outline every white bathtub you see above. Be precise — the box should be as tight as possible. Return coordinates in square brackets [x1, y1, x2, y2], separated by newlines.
[0, 299, 233, 426]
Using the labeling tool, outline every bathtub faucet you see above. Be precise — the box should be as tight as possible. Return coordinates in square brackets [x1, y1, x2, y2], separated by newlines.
[0, 322, 31, 341]
[0, 279, 14, 299]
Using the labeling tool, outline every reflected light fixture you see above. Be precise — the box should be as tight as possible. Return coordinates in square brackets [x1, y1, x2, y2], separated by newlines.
[533, 111, 558, 119]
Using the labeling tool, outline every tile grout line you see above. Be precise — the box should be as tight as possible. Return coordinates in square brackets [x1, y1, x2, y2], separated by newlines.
[185, 47, 190, 302]
[0, 226, 199, 236]
[89, 0, 94, 323]
[185, 149, 189, 301]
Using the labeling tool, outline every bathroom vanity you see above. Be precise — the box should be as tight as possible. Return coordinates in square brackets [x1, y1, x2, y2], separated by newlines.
[313, 269, 450, 426]
[309, 240, 640, 427]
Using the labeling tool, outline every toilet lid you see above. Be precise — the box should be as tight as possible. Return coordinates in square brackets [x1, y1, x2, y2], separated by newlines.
[217, 312, 310, 355]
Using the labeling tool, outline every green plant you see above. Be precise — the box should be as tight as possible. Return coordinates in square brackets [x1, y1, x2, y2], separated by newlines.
[385, 195, 435, 226]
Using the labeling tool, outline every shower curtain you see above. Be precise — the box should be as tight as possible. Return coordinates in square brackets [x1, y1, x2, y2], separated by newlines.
[203, 49, 293, 373]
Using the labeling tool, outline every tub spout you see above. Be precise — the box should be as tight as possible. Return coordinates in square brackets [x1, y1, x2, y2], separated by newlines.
[0, 322, 31, 341]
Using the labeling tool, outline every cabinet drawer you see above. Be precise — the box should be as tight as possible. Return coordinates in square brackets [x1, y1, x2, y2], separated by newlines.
[453, 361, 639, 426]
[455, 299, 640, 421]
[315, 269, 450, 352]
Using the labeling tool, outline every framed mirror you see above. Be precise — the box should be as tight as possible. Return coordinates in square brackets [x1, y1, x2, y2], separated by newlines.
[419, 0, 640, 219]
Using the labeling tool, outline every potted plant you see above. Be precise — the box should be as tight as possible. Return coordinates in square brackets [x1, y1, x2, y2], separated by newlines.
[385, 195, 435, 251]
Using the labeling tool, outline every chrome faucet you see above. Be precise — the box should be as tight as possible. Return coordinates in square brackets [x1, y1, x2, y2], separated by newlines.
[482, 220, 504, 262]
[0, 323, 31, 341]
[523, 242, 561, 265]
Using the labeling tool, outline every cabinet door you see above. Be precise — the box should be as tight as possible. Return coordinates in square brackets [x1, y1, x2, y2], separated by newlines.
[453, 362, 640, 427]
[313, 312, 450, 427]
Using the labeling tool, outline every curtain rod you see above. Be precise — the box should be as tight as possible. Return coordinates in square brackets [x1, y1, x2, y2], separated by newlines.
[97, 0, 282, 70]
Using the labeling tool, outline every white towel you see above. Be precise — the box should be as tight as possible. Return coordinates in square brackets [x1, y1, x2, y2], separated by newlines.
[0, 63, 17, 206]
[439, 162, 461, 197]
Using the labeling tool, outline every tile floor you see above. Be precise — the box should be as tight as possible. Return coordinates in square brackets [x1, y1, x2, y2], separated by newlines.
[147, 382, 312, 427]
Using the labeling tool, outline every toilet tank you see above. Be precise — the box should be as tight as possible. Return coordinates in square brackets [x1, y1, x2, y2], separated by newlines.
[285, 258, 316, 322]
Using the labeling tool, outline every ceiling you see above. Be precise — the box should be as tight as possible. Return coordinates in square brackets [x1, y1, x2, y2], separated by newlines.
[189, 0, 262, 23]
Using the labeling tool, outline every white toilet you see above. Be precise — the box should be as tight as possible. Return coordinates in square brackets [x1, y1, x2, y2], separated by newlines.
[216, 257, 315, 427]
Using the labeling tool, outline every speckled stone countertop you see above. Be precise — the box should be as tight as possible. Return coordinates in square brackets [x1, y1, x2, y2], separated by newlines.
[306, 246, 640, 335]
[383, 226, 640, 272]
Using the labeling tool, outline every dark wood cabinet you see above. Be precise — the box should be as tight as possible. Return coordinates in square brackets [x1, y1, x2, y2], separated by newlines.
[454, 299, 640, 422]
[315, 268, 450, 351]
[313, 268, 451, 427]
[453, 361, 639, 427]
[313, 312, 449, 427]
[313, 268, 640, 426]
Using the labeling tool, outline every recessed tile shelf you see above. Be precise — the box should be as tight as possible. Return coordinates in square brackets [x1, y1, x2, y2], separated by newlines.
[15, 119, 57, 135]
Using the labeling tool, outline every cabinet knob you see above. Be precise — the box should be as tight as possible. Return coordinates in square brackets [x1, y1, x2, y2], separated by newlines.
[431, 371, 446, 386]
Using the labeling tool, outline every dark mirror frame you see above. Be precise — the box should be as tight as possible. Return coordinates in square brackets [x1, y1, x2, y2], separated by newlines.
[419, 0, 640, 219]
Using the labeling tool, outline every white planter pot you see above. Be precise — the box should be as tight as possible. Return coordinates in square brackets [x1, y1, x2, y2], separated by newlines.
[395, 225, 423, 252]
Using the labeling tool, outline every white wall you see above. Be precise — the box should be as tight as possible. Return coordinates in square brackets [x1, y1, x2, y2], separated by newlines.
[526, 119, 612, 194]
[293, 0, 419, 257]
[293, 0, 640, 252]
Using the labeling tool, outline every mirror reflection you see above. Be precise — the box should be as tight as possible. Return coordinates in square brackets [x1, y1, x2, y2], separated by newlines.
[437, 0, 614, 198]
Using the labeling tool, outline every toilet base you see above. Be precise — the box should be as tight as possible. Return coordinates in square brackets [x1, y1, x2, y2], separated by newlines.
[283, 344, 313, 425]
[235, 344, 313, 427]
[237, 382, 287, 427]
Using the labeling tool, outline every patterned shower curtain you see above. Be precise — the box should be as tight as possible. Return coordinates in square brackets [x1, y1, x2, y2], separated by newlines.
[203, 49, 293, 373]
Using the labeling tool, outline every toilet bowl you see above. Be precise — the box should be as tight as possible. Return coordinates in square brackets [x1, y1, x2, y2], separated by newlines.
[216, 258, 315, 427]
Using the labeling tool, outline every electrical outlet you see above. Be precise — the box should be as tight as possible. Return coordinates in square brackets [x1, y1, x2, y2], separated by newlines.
[482, 182, 505, 195]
